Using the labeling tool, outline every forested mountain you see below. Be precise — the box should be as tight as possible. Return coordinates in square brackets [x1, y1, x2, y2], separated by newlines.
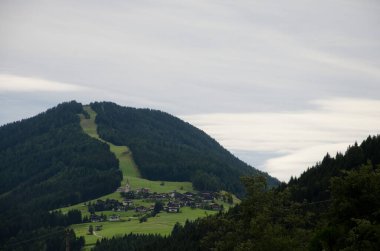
[94, 135, 380, 251]
[0, 101, 280, 250]
[0, 101, 121, 250]
[91, 102, 278, 196]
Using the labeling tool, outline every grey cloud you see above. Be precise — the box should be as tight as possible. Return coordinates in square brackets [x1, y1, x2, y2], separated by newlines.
[0, 0, 379, 180]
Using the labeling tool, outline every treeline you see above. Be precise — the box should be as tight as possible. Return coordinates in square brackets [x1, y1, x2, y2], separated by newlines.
[91, 102, 279, 196]
[0, 101, 122, 250]
[1, 209, 85, 250]
[2, 227, 84, 251]
[288, 135, 380, 202]
[94, 135, 380, 250]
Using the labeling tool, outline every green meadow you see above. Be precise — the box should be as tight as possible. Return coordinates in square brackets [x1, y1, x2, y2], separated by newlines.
[73, 207, 217, 249]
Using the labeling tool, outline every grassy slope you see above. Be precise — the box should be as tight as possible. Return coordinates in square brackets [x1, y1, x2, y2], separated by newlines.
[62, 106, 216, 249]
[79, 106, 140, 178]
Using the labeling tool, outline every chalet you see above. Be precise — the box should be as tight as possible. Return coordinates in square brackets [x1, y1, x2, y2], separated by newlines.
[108, 214, 120, 222]
[136, 188, 150, 194]
[90, 214, 102, 223]
[180, 196, 194, 206]
[135, 206, 148, 213]
[183, 192, 195, 198]
[210, 203, 222, 211]
[150, 193, 167, 200]
[122, 199, 134, 207]
[201, 193, 214, 203]
[168, 206, 179, 213]
[170, 191, 185, 199]
[167, 201, 180, 213]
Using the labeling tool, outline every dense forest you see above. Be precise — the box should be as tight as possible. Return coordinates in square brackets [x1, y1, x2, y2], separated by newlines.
[288, 135, 380, 202]
[94, 135, 380, 251]
[0, 101, 122, 250]
[91, 102, 279, 196]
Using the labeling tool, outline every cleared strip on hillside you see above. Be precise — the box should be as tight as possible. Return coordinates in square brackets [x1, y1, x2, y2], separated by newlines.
[80, 105, 141, 178]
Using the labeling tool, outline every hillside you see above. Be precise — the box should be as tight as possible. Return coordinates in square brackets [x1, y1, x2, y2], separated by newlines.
[0, 101, 276, 250]
[91, 102, 279, 196]
[62, 106, 222, 249]
[58, 105, 241, 249]
[287, 135, 380, 202]
[94, 135, 380, 251]
[0, 101, 122, 249]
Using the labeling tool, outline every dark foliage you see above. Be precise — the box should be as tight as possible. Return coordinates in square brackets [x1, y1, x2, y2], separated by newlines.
[287, 135, 380, 202]
[91, 102, 279, 196]
[88, 199, 124, 212]
[1, 227, 84, 251]
[93, 136, 380, 251]
[0, 101, 122, 249]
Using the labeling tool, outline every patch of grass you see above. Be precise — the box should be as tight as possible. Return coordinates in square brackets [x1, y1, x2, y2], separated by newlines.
[81, 105, 141, 178]
[110, 145, 140, 178]
[71, 207, 217, 249]
[127, 176, 193, 193]
[79, 108, 99, 140]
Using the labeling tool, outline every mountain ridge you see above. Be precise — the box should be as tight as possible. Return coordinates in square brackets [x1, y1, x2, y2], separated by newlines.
[91, 101, 279, 195]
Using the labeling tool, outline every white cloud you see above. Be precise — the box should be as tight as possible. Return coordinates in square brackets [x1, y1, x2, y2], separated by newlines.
[0, 74, 85, 92]
[181, 98, 380, 181]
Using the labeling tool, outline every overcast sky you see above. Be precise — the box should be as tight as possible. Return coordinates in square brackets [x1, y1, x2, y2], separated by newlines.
[1, 0, 379, 181]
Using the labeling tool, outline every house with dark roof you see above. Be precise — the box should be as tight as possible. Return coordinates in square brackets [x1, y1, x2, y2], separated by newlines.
[108, 214, 120, 222]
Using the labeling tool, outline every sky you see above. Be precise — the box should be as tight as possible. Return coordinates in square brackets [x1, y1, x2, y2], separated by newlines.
[1, 0, 379, 181]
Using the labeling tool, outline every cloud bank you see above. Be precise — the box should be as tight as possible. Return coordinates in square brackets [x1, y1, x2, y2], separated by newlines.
[182, 98, 380, 181]
[0, 74, 85, 92]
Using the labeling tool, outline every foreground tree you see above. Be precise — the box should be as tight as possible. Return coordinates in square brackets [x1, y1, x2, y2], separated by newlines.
[311, 164, 380, 250]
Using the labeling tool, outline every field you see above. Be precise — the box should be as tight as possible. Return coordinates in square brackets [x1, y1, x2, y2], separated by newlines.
[72, 207, 217, 249]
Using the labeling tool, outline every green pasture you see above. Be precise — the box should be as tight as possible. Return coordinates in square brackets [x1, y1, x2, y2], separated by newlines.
[72, 207, 217, 249]
[80, 106, 141, 178]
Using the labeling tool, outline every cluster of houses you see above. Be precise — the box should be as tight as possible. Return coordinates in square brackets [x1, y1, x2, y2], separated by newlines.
[122, 190, 223, 212]
[88, 189, 223, 223]
[167, 191, 222, 211]
[90, 213, 120, 223]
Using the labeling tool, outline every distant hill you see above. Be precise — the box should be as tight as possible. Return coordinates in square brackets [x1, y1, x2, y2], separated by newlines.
[91, 101, 279, 196]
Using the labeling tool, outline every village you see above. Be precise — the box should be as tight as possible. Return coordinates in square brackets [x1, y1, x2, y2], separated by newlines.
[86, 184, 233, 223]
